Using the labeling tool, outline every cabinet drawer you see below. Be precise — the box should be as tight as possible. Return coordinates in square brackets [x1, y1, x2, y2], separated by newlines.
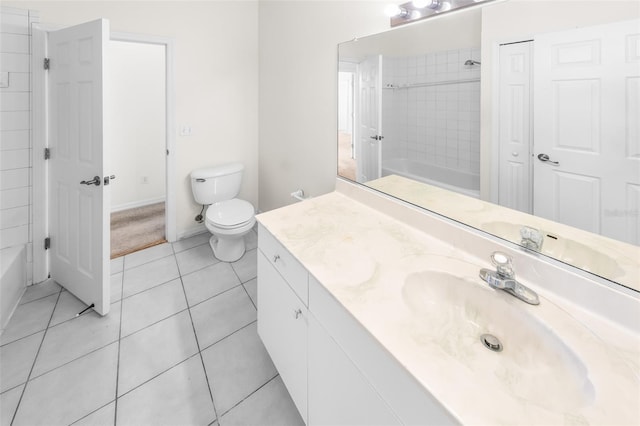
[258, 224, 308, 305]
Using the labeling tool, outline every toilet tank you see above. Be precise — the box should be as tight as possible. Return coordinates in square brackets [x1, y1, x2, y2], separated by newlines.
[191, 163, 244, 205]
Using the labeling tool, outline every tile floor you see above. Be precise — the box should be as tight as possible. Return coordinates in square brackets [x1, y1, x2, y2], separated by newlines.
[0, 230, 305, 426]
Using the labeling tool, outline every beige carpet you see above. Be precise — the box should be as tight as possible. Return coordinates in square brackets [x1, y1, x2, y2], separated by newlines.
[111, 202, 166, 259]
[338, 131, 357, 181]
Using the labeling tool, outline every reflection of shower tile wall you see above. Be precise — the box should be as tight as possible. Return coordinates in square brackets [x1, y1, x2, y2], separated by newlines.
[382, 48, 481, 175]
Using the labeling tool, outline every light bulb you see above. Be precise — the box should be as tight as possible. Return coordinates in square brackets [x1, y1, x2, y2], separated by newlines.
[384, 4, 402, 17]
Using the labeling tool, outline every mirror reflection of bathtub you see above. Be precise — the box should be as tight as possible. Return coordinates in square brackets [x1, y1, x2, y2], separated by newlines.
[381, 159, 480, 199]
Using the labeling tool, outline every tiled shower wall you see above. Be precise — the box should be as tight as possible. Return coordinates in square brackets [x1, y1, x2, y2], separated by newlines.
[381, 47, 481, 175]
[1, 7, 38, 284]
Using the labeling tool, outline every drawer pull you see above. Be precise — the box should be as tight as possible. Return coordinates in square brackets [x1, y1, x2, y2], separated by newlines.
[294, 308, 302, 319]
[273, 254, 281, 263]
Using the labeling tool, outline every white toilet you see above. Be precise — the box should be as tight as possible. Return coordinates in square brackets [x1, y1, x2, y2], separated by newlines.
[190, 163, 256, 262]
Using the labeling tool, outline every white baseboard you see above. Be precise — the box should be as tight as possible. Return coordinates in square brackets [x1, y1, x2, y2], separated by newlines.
[111, 197, 166, 213]
[177, 224, 207, 241]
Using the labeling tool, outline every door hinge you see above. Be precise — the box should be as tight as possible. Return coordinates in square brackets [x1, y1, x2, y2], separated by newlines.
[44, 237, 51, 250]
[43, 58, 50, 70]
[44, 147, 50, 160]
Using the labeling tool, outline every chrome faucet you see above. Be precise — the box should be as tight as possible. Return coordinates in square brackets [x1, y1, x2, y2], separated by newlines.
[520, 226, 544, 251]
[479, 252, 540, 305]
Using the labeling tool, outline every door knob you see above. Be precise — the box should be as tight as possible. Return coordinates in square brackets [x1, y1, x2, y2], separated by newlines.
[537, 153, 559, 165]
[104, 175, 116, 185]
[80, 176, 101, 186]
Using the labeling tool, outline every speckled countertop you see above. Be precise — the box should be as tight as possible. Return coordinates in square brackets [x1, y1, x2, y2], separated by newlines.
[257, 187, 640, 425]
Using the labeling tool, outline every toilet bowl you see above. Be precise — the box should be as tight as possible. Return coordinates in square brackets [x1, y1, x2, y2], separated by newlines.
[191, 163, 255, 262]
[205, 198, 256, 262]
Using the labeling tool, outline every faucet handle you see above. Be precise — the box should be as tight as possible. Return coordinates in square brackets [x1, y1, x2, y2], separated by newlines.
[491, 251, 514, 278]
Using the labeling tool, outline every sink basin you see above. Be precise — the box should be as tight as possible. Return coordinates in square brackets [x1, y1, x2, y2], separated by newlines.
[402, 271, 595, 411]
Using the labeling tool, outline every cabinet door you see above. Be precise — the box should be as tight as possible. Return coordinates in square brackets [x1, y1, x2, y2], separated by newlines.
[257, 251, 308, 422]
[308, 313, 401, 426]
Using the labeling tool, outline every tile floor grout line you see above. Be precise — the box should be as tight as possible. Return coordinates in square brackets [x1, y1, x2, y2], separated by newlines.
[218, 373, 281, 420]
[69, 400, 115, 425]
[175, 253, 221, 278]
[9, 287, 63, 426]
[39, 298, 119, 333]
[114, 352, 201, 400]
[171, 238, 208, 254]
[240, 283, 257, 310]
[176, 269, 220, 424]
[15, 282, 61, 307]
[119, 306, 190, 340]
[187, 282, 246, 310]
[198, 319, 258, 354]
[120, 273, 182, 302]
[121, 251, 174, 272]
[1, 327, 47, 349]
[0, 293, 61, 348]
[24, 338, 120, 383]
[113, 268, 126, 426]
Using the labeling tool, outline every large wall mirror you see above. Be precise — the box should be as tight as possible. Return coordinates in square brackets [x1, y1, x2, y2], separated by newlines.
[337, 0, 640, 291]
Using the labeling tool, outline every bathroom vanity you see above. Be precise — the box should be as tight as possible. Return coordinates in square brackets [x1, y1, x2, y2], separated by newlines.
[256, 178, 640, 425]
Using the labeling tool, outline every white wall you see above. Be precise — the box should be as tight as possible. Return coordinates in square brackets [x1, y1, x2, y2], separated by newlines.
[480, 0, 640, 201]
[107, 40, 166, 212]
[4, 0, 259, 238]
[258, 1, 388, 212]
[0, 6, 38, 285]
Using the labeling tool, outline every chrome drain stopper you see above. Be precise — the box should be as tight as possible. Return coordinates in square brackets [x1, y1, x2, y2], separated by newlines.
[480, 334, 503, 352]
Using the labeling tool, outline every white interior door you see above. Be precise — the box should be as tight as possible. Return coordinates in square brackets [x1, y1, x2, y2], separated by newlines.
[533, 20, 640, 244]
[498, 41, 532, 214]
[356, 55, 382, 183]
[48, 19, 111, 315]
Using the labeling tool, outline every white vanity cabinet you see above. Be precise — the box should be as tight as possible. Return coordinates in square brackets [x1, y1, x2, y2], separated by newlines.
[307, 311, 401, 425]
[257, 226, 308, 421]
[257, 224, 456, 425]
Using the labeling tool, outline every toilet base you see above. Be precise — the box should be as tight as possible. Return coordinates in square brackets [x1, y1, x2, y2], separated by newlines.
[209, 234, 246, 263]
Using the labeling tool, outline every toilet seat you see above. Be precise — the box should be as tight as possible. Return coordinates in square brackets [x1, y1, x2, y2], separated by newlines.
[206, 199, 254, 228]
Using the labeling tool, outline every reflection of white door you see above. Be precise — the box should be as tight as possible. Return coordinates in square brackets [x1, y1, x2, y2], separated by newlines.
[49, 19, 111, 315]
[356, 55, 382, 183]
[498, 41, 533, 213]
[533, 20, 640, 245]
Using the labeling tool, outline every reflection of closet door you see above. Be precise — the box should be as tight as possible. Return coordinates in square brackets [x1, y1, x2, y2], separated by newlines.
[498, 41, 532, 214]
[533, 20, 640, 245]
[357, 55, 382, 183]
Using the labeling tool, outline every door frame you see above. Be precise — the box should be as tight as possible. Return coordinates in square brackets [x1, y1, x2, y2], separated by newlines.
[32, 25, 176, 283]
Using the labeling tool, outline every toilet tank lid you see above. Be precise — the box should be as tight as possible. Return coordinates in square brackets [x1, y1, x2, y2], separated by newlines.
[191, 163, 244, 179]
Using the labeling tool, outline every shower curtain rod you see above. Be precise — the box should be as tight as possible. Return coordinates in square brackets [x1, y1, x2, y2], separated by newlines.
[383, 78, 480, 90]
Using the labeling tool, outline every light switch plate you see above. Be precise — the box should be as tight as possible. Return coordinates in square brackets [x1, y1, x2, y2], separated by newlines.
[0, 72, 9, 88]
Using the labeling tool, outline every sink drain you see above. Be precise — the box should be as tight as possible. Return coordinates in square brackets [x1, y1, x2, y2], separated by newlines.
[480, 334, 503, 352]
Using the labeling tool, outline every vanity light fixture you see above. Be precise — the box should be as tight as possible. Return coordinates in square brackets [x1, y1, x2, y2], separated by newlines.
[384, 4, 409, 18]
[388, 0, 495, 27]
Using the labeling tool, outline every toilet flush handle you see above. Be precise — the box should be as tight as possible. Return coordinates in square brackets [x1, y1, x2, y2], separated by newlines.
[196, 178, 206, 183]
